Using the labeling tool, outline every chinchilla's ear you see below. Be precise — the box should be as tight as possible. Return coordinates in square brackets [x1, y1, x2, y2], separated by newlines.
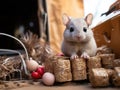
[85, 13, 93, 26]
[62, 13, 70, 25]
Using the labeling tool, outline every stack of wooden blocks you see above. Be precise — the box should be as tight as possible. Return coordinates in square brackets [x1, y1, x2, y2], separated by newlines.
[45, 49, 120, 87]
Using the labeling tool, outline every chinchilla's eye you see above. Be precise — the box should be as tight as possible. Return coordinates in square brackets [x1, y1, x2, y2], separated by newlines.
[70, 27, 74, 32]
[83, 27, 87, 32]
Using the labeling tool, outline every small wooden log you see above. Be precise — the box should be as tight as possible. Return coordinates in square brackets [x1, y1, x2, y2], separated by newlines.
[100, 54, 115, 69]
[89, 68, 109, 87]
[71, 58, 87, 80]
[53, 57, 72, 82]
[44, 58, 54, 73]
[113, 59, 120, 67]
[112, 67, 120, 87]
[87, 56, 101, 70]
[106, 69, 114, 78]
[97, 46, 113, 55]
[105, 69, 115, 83]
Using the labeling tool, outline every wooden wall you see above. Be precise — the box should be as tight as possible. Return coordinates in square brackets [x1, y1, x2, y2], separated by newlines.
[46, 0, 84, 53]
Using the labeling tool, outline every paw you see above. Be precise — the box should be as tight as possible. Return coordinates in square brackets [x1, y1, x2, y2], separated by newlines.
[81, 52, 90, 59]
[70, 54, 78, 60]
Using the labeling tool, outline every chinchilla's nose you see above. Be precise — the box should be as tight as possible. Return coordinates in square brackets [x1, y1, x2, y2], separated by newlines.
[75, 35, 81, 40]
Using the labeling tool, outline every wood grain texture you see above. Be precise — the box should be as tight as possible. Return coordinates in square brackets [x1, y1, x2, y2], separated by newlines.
[46, 0, 84, 53]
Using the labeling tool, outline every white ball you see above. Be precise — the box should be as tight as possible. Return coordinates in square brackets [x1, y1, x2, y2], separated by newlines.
[42, 72, 55, 86]
[26, 59, 39, 71]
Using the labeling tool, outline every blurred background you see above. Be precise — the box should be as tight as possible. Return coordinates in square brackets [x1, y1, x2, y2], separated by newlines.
[0, 0, 39, 50]
[0, 0, 117, 53]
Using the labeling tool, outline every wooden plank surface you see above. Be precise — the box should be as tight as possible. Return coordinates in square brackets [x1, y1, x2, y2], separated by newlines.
[12, 82, 120, 90]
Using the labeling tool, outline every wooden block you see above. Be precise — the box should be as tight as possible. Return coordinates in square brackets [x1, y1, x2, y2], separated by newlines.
[53, 57, 72, 82]
[113, 59, 120, 67]
[105, 69, 115, 83]
[97, 46, 113, 55]
[87, 56, 102, 81]
[106, 69, 114, 78]
[112, 67, 120, 87]
[87, 56, 101, 70]
[44, 57, 56, 73]
[100, 54, 115, 69]
[44, 61, 54, 73]
[71, 58, 87, 80]
[89, 68, 109, 87]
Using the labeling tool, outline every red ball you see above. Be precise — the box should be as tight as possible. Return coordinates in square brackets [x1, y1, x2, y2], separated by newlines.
[31, 71, 41, 79]
[36, 67, 45, 76]
[57, 53, 64, 56]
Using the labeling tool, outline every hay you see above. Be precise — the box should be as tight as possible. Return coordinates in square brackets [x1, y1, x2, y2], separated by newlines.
[89, 68, 109, 87]
[20, 31, 55, 64]
[112, 67, 120, 86]
[71, 58, 87, 80]
[87, 56, 101, 70]
[113, 59, 120, 67]
[53, 57, 72, 82]
[99, 54, 115, 69]
[0, 56, 23, 80]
